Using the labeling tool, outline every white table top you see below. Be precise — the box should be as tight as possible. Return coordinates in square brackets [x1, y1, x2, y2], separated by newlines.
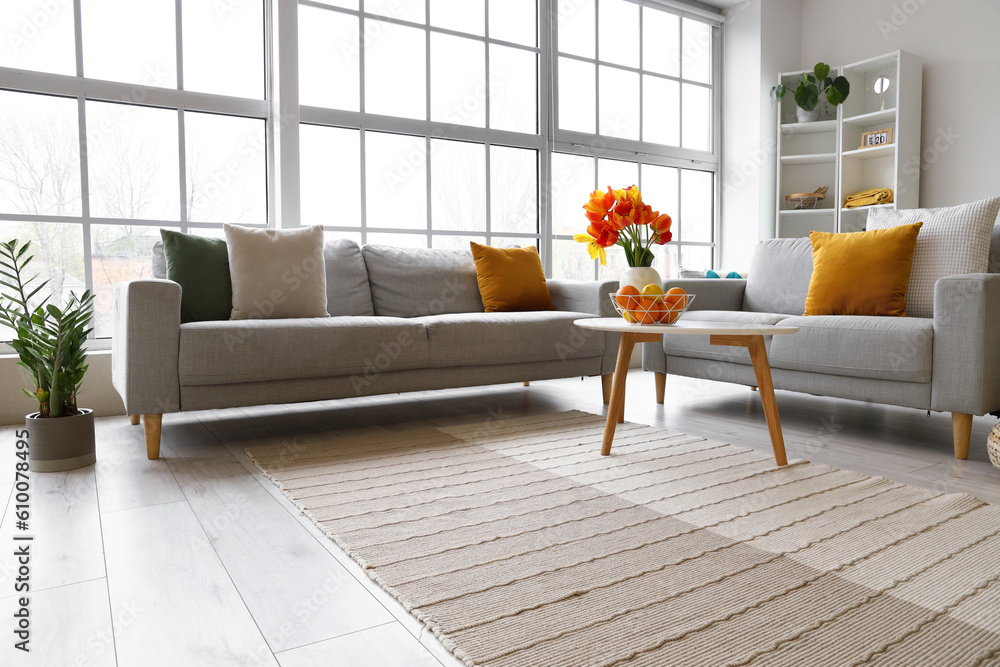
[574, 317, 799, 336]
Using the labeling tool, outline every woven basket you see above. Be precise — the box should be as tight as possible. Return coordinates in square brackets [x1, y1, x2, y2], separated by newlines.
[988, 422, 1000, 471]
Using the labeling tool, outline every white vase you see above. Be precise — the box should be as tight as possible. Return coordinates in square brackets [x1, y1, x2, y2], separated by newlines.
[796, 107, 821, 123]
[619, 266, 662, 292]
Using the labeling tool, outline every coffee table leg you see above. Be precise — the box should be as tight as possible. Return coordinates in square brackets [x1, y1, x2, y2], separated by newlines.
[746, 335, 788, 466]
[602, 333, 636, 456]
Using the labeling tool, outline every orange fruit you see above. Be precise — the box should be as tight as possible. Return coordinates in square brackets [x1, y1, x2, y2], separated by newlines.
[637, 297, 665, 324]
[615, 285, 639, 322]
[663, 286, 687, 310]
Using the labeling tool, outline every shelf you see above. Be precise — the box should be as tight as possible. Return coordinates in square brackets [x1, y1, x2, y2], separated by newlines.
[779, 208, 835, 216]
[841, 203, 895, 213]
[842, 144, 895, 160]
[780, 152, 837, 165]
[780, 120, 838, 135]
[842, 109, 896, 126]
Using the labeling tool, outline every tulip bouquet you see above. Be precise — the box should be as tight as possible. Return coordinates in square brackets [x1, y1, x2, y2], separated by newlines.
[573, 186, 673, 266]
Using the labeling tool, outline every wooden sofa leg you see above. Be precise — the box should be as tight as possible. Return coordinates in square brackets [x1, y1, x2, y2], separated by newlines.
[129, 414, 140, 425]
[951, 413, 972, 460]
[655, 372, 666, 405]
[523, 381, 530, 386]
[143, 414, 163, 460]
[601, 374, 613, 405]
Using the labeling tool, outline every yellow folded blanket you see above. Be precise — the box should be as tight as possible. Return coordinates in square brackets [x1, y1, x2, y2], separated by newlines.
[844, 188, 894, 208]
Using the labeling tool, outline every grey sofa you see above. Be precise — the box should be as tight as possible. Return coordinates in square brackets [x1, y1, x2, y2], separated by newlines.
[643, 236, 1000, 459]
[113, 240, 619, 459]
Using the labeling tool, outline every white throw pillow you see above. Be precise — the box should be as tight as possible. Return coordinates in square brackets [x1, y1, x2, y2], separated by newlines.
[224, 224, 329, 319]
[866, 197, 1000, 318]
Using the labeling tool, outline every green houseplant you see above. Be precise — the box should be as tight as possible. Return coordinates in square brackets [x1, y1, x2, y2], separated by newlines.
[0, 239, 97, 471]
[771, 62, 851, 122]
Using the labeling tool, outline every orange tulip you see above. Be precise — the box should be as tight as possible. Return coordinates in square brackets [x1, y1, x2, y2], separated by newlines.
[651, 213, 673, 244]
[583, 187, 616, 223]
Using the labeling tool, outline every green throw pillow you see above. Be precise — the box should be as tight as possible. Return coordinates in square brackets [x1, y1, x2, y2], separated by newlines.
[160, 229, 233, 323]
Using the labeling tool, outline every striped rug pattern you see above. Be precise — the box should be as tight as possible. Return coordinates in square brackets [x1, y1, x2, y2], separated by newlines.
[247, 412, 1000, 667]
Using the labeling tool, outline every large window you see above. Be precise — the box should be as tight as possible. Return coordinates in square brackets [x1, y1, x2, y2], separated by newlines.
[297, 0, 542, 250]
[0, 0, 266, 338]
[0, 0, 720, 341]
[551, 0, 719, 281]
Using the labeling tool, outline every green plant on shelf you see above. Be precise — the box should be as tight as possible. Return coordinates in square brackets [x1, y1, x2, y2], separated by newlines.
[771, 62, 851, 112]
[0, 239, 95, 418]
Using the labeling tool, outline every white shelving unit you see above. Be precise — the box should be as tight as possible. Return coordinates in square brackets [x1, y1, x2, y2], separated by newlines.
[774, 51, 922, 238]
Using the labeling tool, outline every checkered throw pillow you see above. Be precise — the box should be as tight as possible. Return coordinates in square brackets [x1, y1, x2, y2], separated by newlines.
[866, 197, 1000, 318]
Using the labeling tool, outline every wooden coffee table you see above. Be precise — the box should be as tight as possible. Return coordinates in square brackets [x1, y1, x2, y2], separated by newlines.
[574, 318, 799, 465]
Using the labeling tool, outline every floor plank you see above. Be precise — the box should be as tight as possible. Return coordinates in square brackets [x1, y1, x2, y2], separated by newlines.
[0, 578, 116, 667]
[0, 466, 105, 597]
[96, 418, 186, 513]
[275, 623, 444, 667]
[102, 501, 279, 667]
[168, 457, 394, 653]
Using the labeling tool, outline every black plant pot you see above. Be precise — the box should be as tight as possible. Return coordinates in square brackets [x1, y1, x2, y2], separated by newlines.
[26, 409, 96, 472]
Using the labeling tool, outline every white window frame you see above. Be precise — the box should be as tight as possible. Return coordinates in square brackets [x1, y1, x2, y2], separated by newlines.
[546, 0, 723, 278]
[0, 0, 270, 347]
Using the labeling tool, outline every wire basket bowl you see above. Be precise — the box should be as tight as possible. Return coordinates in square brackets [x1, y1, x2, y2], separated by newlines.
[784, 192, 826, 210]
[988, 422, 1000, 471]
[609, 293, 695, 325]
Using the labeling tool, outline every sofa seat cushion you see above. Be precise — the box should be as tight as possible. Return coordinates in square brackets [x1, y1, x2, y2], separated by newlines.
[413, 311, 602, 368]
[768, 315, 933, 383]
[178, 317, 429, 386]
[662, 310, 789, 365]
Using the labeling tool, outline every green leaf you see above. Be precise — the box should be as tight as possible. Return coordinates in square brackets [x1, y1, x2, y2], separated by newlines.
[806, 74, 816, 83]
[831, 75, 850, 103]
[794, 83, 819, 111]
[770, 84, 786, 105]
[813, 62, 830, 81]
[825, 85, 843, 106]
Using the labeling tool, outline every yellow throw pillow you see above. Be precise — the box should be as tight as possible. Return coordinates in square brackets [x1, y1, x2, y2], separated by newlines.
[804, 222, 923, 317]
[470, 242, 554, 313]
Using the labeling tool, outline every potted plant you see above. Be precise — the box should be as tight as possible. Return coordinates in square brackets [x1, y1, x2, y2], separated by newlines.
[772, 62, 851, 122]
[0, 239, 96, 472]
[574, 185, 673, 289]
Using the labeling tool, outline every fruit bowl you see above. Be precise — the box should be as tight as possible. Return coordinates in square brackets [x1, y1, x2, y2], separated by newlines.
[609, 292, 695, 325]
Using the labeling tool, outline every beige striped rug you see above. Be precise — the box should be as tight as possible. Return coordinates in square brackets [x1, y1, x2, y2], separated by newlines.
[247, 411, 1000, 667]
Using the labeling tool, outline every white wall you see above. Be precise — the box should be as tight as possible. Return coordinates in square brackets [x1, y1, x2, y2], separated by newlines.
[720, 0, 801, 269]
[800, 0, 1000, 209]
[0, 352, 125, 426]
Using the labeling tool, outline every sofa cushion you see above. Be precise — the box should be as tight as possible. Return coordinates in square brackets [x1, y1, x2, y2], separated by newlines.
[159, 229, 233, 323]
[412, 311, 602, 368]
[867, 197, 1000, 318]
[990, 224, 1000, 273]
[363, 245, 484, 317]
[743, 237, 813, 315]
[768, 315, 933, 383]
[470, 242, 553, 312]
[324, 239, 375, 316]
[177, 316, 429, 386]
[804, 223, 922, 317]
[224, 224, 329, 320]
[661, 310, 789, 365]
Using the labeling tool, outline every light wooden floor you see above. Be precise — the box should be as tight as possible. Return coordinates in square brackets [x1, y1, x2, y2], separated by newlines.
[1, 371, 997, 666]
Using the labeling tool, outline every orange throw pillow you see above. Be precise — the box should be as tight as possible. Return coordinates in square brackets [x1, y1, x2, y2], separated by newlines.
[804, 222, 923, 317]
[470, 242, 554, 312]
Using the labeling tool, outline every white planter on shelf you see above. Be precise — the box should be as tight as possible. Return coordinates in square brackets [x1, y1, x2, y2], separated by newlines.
[619, 266, 662, 291]
[796, 107, 822, 123]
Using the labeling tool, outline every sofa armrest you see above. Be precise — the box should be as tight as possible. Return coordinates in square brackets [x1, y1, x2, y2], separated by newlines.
[663, 278, 747, 312]
[931, 273, 1000, 415]
[547, 279, 619, 317]
[112, 279, 182, 415]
